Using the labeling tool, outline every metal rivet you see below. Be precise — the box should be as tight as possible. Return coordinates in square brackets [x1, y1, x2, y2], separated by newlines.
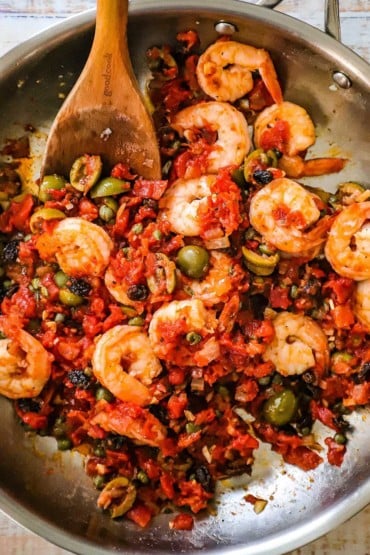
[214, 21, 238, 35]
[332, 71, 352, 89]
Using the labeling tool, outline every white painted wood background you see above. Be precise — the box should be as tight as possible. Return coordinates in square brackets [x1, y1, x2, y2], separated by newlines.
[0, 1, 369, 554]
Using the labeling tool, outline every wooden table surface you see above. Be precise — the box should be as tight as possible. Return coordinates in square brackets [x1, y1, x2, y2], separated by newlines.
[0, 1, 369, 554]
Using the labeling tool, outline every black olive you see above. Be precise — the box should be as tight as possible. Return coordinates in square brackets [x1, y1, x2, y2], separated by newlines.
[302, 370, 316, 384]
[355, 362, 370, 383]
[253, 170, 273, 185]
[148, 403, 169, 425]
[249, 294, 268, 320]
[2, 240, 19, 263]
[17, 398, 41, 413]
[127, 284, 149, 301]
[106, 434, 128, 450]
[142, 198, 159, 211]
[67, 369, 91, 389]
[68, 278, 91, 297]
[194, 465, 212, 491]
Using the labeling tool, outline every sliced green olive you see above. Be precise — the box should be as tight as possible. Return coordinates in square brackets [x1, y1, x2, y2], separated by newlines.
[98, 476, 137, 518]
[147, 252, 176, 294]
[30, 207, 66, 233]
[176, 245, 209, 279]
[242, 246, 279, 276]
[337, 181, 366, 202]
[70, 154, 102, 193]
[304, 184, 331, 204]
[90, 177, 130, 198]
[59, 288, 84, 306]
[263, 389, 298, 427]
[54, 270, 69, 288]
[38, 174, 66, 202]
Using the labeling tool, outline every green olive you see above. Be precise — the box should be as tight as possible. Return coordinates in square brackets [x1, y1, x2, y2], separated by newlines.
[70, 154, 102, 193]
[147, 253, 176, 294]
[54, 270, 69, 288]
[242, 246, 279, 276]
[30, 207, 66, 233]
[38, 174, 66, 202]
[99, 476, 137, 518]
[263, 389, 298, 427]
[95, 386, 114, 402]
[59, 288, 84, 306]
[176, 245, 210, 279]
[90, 177, 130, 198]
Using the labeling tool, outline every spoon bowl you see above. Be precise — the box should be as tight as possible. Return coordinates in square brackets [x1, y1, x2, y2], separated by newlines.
[40, 0, 161, 180]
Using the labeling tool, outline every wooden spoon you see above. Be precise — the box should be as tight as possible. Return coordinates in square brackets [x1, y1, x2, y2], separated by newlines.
[40, 0, 161, 180]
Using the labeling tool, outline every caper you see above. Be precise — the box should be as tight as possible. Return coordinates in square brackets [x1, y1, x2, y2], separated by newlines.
[70, 154, 102, 193]
[176, 245, 210, 279]
[334, 432, 347, 445]
[95, 386, 114, 403]
[136, 470, 149, 484]
[186, 331, 202, 345]
[90, 177, 130, 198]
[59, 288, 84, 306]
[99, 204, 115, 222]
[54, 270, 69, 288]
[38, 174, 66, 202]
[93, 475, 106, 489]
[263, 388, 298, 427]
[93, 444, 106, 457]
[57, 437, 72, 451]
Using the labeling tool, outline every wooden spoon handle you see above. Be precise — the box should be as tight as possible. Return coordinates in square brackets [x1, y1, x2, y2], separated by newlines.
[92, 0, 128, 57]
[83, 0, 132, 104]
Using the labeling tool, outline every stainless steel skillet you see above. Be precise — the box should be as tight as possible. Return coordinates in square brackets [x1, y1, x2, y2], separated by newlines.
[0, 1, 369, 554]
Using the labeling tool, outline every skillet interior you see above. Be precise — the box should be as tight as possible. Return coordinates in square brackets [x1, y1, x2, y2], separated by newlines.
[0, 2, 370, 554]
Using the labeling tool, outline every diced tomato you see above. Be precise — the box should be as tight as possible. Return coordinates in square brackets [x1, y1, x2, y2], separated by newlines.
[325, 437, 346, 467]
[260, 120, 290, 154]
[170, 513, 194, 531]
[269, 285, 292, 309]
[167, 392, 188, 419]
[0, 194, 34, 233]
[19, 412, 48, 430]
[323, 275, 354, 304]
[126, 504, 153, 528]
[160, 473, 176, 499]
[331, 303, 355, 329]
[133, 178, 168, 200]
[310, 400, 339, 431]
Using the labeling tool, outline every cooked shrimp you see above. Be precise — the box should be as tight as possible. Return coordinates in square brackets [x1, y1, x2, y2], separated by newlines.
[263, 312, 329, 376]
[0, 326, 52, 399]
[92, 325, 162, 407]
[249, 178, 332, 255]
[182, 251, 238, 306]
[148, 299, 219, 366]
[159, 174, 216, 236]
[36, 217, 113, 278]
[254, 101, 345, 178]
[172, 101, 250, 172]
[196, 40, 283, 104]
[325, 202, 370, 280]
[354, 280, 370, 329]
[92, 401, 167, 448]
[104, 264, 144, 313]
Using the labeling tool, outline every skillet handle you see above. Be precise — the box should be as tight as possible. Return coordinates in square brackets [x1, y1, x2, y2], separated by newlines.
[325, 0, 341, 41]
[257, 0, 342, 43]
